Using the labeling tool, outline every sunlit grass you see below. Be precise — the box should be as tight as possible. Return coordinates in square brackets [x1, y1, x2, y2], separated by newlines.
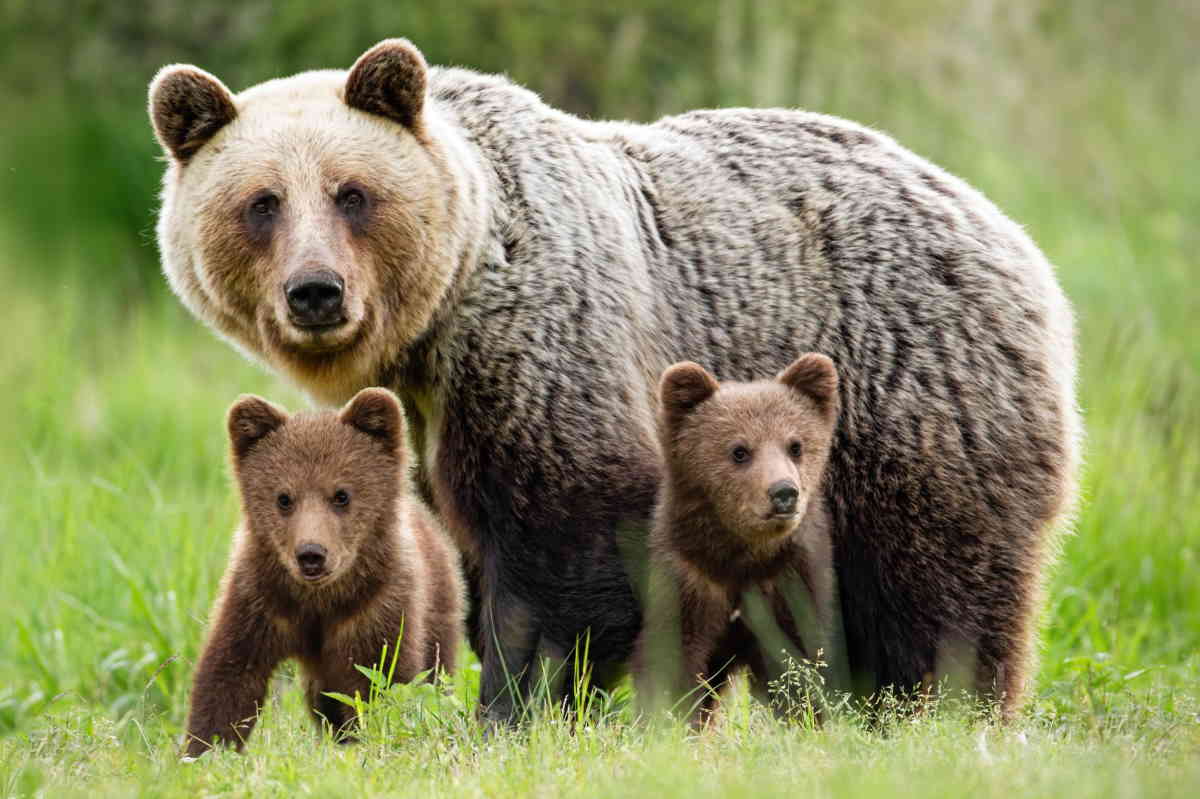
[1, 666, 1197, 798]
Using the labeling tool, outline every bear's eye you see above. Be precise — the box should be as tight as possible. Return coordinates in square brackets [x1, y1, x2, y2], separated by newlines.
[337, 187, 366, 213]
[249, 193, 279, 218]
[277, 493, 293, 511]
[332, 489, 351, 507]
[789, 441, 803, 458]
[731, 446, 751, 464]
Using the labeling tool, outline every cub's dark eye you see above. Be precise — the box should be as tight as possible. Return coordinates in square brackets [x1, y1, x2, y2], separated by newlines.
[250, 193, 279, 218]
[731, 446, 751, 464]
[332, 489, 350, 507]
[789, 441, 803, 458]
[277, 493, 293, 511]
[337, 187, 366, 213]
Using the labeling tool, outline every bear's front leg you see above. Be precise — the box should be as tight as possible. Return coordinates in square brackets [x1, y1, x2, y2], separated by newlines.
[183, 594, 283, 757]
[636, 560, 733, 726]
[739, 582, 832, 724]
[678, 594, 741, 728]
[476, 567, 542, 726]
[303, 658, 373, 743]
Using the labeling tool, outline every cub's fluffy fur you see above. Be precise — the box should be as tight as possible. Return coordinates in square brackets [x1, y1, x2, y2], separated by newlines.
[637, 354, 840, 723]
[183, 388, 462, 756]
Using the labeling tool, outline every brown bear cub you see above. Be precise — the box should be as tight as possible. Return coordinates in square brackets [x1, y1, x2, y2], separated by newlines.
[636, 353, 842, 725]
[183, 388, 463, 757]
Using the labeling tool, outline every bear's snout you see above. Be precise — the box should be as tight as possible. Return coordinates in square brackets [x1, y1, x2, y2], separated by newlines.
[767, 480, 799, 516]
[296, 542, 329, 579]
[285, 270, 345, 328]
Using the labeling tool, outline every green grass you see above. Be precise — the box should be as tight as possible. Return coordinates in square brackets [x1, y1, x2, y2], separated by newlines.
[2, 1, 1200, 793]
[2, 663, 1199, 797]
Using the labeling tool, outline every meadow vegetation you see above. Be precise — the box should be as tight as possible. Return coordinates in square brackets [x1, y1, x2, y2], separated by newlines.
[0, 1, 1197, 795]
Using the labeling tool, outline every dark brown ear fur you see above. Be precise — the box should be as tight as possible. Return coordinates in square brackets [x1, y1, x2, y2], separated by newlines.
[660, 361, 720, 425]
[340, 387, 405, 451]
[148, 66, 237, 163]
[227, 395, 288, 459]
[344, 38, 428, 131]
[778, 353, 839, 415]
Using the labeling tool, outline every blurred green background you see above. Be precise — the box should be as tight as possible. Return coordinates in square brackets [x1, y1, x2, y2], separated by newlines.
[0, 0, 1197, 787]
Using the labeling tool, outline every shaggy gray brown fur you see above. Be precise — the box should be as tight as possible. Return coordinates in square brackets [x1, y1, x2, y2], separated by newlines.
[151, 39, 1080, 722]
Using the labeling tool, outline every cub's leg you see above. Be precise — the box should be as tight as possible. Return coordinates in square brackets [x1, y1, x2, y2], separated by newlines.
[739, 583, 830, 723]
[302, 659, 372, 743]
[183, 594, 284, 757]
[636, 561, 735, 726]
[693, 617, 760, 727]
[304, 615, 427, 742]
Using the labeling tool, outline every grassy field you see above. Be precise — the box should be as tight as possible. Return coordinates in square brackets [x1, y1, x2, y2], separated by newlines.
[2, 2, 1199, 796]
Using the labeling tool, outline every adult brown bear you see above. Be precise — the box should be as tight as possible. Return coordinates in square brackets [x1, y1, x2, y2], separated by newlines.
[149, 39, 1080, 721]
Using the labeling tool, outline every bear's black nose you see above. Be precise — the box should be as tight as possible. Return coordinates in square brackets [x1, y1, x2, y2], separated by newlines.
[285, 270, 344, 327]
[296, 542, 328, 578]
[768, 480, 799, 515]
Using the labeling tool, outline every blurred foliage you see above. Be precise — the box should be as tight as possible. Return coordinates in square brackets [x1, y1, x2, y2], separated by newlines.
[0, 0, 1197, 297]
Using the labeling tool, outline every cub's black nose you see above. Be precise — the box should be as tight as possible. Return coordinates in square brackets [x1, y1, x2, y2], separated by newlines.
[285, 270, 344, 326]
[768, 480, 799, 515]
[296, 542, 328, 578]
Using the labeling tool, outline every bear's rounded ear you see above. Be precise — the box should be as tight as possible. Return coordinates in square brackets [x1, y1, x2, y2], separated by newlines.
[778, 353, 839, 415]
[148, 65, 238, 164]
[340, 387, 405, 451]
[344, 38, 428, 131]
[227, 395, 288, 459]
[659, 361, 720, 424]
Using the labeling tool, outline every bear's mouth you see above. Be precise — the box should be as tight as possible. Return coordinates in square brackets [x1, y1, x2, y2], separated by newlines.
[298, 568, 334, 586]
[299, 565, 328, 580]
[267, 312, 364, 357]
[287, 317, 352, 350]
[288, 315, 347, 333]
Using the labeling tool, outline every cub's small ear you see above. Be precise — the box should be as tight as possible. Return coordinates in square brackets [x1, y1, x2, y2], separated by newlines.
[148, 65, 238, 163]
[659, 361, 720, 424]
[340, 387, 405, 451]
[227, 395, 288, 459]
[344, 38, 428, 131]
[778, 353, 839, 414]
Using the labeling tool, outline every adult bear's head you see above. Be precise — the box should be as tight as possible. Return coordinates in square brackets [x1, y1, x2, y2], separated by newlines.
[149, 39, 486, 404]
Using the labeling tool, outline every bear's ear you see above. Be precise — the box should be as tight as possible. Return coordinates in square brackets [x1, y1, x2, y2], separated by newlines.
[778, 353, 839, 415]
[344, 38, 428, 131]
[227, 395, 288, 459]
[659, 362, 720, 424]
[340, 387, 405, 451]
[148, 65, 238, 164]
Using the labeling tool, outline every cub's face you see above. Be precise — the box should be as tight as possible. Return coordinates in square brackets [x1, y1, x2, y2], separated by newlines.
[227, 388, 405, 587]
[150, 40, 475, 404]
[659, 354, 840, 545]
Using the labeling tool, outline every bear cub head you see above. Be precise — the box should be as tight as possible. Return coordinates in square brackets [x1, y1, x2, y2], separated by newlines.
[658, 353, 840, 552]
[227, 387, 408, 588]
